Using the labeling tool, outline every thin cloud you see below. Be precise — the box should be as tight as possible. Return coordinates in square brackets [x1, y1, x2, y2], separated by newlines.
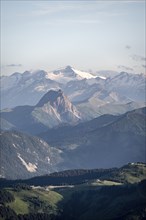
[125, 45, 131, 49]
[7, 64, 22, 67]
[32, 5, 69, 16]
[28, 1, 123, 18]
[131, 55, 146, 62]
[42, 18, 101, 26]
[62, 19, 101, 24]
[117, 65, 133, 71]
[30, 3, 94, 17]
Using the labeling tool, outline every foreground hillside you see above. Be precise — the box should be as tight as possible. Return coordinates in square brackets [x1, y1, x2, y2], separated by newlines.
[0, 163, 146, 220]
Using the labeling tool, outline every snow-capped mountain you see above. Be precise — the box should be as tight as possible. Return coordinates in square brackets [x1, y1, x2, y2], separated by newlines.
[0, 70, 61, 109]
[1, 90, 81, 134]
[105, 72, 146, 102]
[47, 65, 97, 83]
[0, 66, 98, 109]
[1, 66, 145, 120]
[95, 70, 119, 78]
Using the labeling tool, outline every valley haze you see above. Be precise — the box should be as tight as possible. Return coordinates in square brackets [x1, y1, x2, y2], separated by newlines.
[0, 66, 146, 179]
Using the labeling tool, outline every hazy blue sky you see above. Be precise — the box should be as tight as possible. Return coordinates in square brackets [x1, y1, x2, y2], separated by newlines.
[1, 0, 145, 75]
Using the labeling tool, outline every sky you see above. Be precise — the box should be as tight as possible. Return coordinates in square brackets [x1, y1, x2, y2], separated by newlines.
[1, 0, 146, 75]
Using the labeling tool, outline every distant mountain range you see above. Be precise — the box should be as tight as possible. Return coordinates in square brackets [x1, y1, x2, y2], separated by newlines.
[0, 66, 97, 109]
[1, 107, 145, 179]
[2, 88, 144, 134]
[1, 66, 145, 117]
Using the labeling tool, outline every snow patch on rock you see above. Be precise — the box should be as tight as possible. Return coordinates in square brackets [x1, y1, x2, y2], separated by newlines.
[17, 153, 37, 172]
[12, 144, 17, 148]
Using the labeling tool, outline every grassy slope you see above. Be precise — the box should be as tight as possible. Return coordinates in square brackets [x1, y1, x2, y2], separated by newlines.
[3, 180, 146, 220]
[89, 180, 122, 186]
[6, 188, 63, 215]
[101, 163, 146, 183]
[8, 194, 29, 215]
[5, 180, 121, 216]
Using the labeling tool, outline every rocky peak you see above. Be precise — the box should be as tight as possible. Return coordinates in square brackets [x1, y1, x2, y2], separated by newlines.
[53, 65, 75, 77]
[64, 65, 73, 72]
[36, 89, 64, 107]
[35, 89, 81, 123]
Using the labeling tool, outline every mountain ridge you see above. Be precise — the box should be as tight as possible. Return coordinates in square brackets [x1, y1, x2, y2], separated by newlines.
[1, 107, 145, 179]
[1, 66, 145, 111]
[1, 89, 81, 133]
[0, 162, 145, 185]
[39, 107, 146, 170]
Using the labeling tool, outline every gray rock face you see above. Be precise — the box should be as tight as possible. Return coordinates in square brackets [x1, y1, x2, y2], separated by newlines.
[1, 90, 81, 134]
